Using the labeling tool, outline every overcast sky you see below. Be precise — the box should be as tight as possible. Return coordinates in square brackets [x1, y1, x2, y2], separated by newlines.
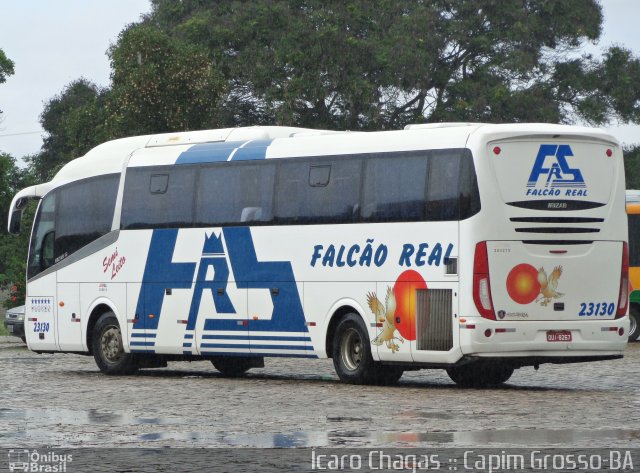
[1, 0, 639, 160]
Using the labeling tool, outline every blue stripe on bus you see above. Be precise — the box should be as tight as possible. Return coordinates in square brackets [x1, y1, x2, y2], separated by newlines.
[130, 333, 156, 338]
[183, 342, 192, 348]
[183, 350, 192, 355]
[202, 351, 317, 359]
[202, 334, 310, 342]
[130, 341, 156, 346]
[200, 343, 313, 350]
[184, 334, 194, 340]
[231, 140, 272, 161]
[175, 141, 247, 164]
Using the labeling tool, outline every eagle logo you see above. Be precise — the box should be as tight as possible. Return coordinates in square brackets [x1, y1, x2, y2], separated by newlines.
[367, 287, 404, 353]
[536, 265, 563, 306]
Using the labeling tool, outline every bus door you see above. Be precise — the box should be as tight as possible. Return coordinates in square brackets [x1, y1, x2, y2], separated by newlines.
[24, 194, 58, 351]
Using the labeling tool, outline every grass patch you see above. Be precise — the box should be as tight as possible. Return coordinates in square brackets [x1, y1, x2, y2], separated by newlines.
[0, 323, 9, 336]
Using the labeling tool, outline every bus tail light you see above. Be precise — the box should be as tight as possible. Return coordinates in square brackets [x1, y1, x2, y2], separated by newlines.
[473, 241, 496, 320]
[615, 242, 629, 319]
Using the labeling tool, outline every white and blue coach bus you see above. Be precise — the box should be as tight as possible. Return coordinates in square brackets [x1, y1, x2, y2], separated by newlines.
[7, 123, 630, 386]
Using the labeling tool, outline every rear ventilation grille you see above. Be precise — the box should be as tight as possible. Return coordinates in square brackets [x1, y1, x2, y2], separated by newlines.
[514, 227, 600, 234]
[416, 289, 453, 351]
[510, 217, 604, 224]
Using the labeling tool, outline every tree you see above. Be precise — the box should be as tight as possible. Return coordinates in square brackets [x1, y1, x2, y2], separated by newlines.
[132, 0, 640, 130]
[0, 153, 34, 308]
[107, 24, 226, 136]
[26, 79, 110, 181]
[0, 48, 15, 119]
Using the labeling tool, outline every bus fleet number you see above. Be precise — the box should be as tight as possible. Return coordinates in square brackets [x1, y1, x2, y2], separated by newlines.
[578, 302, 615, 317]
[33, 322, 50, 333]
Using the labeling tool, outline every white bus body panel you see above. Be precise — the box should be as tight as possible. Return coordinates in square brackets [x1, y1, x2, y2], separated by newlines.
[21, 123, 628, 366]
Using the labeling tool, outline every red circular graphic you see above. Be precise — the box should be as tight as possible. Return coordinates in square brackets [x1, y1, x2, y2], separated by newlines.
[506, 263, 540, 304]
[393, 270, 427, 340]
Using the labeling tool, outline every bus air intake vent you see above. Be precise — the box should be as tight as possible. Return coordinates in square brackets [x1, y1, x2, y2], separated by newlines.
[416, 289, 452, 351]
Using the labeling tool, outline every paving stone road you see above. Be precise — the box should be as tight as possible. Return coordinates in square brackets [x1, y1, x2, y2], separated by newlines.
[1, 336, 639, 450]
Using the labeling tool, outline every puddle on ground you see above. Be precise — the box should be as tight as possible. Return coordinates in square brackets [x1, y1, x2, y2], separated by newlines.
[0, 407, 174, 427]
[1, 408, 638, 447]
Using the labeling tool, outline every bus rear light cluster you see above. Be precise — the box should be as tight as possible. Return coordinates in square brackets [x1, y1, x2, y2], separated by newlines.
[473, 241, 496, 320]
[615, 242, 629, 319]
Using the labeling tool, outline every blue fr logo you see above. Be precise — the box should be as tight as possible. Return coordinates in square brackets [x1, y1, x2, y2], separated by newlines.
[133, 227, 308, 335]
[527, 144, 585, 188]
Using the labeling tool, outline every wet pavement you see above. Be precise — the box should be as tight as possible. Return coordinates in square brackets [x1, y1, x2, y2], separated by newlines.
[1, 336, 639, 449]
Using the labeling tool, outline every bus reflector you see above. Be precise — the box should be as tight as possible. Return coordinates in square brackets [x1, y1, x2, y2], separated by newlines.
[473, 242, 496, 320]
[615, 242, 629, 319]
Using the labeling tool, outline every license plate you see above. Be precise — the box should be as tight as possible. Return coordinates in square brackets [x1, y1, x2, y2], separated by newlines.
[547, 330, 571, 342]
[7, 325, 14, 333]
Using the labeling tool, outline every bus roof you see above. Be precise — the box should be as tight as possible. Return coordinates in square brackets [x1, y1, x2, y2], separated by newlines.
[17, 122, 621, 198]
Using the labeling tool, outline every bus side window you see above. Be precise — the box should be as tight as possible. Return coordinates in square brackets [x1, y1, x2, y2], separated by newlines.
[426, 151, 461, 221]
[362, 155, 428, 222]
[195, 163, 276, 226]
[274, 159, 361, 224]
[122, 167, 195, 229]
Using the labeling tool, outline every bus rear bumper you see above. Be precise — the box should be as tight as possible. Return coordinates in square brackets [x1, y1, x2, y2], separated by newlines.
[459, 317, 629, 360]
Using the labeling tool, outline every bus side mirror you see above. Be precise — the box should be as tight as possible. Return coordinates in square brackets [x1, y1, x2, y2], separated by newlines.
[8, 209, 22, 235]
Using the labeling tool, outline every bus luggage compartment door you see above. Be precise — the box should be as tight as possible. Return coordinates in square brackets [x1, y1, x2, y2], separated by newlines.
[56, 283, 82, 351]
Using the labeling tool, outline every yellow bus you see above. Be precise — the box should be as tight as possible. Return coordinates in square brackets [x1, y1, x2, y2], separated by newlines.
[628, 190, 640, 341]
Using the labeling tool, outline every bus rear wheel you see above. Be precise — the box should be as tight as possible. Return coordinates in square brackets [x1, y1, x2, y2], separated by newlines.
[446, 361, 513, 388]
[629, 305, 639, 342]
[92, 312, 138, 375]
[332, 313, 377, 384]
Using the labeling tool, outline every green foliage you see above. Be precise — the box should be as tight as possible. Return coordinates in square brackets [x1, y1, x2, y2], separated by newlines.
[624, 146, 640, 190]
[0, 47, 15, 117]
[26, 79, 110, 181]
[138, 0, 636, 129]
[0, 48, 14, 84]
[107, 25, 226, 136]
[0, 154, 34, 308]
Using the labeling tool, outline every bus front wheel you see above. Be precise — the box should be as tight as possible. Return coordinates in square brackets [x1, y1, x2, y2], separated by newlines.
[629, 305, 639, 342]
[92, 312, 138, 375]
[446, 361, 513, 388]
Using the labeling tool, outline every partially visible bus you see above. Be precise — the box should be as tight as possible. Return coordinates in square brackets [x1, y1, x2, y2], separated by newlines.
[627, 190, 640, 341]
[7, 124, 630, 387]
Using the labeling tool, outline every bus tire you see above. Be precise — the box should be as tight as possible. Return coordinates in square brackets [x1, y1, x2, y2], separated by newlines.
[211, 357, 260, 377]
[446, 361, 513, 388]
[629, 305, 640, 342]
[332, 313, 376, 384]
[92, 312, 138, 375]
